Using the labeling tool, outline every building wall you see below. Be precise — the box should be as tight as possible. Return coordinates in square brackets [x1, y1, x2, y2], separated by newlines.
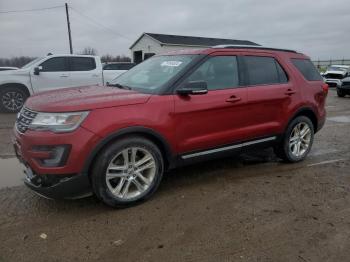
[130, 34, 208, 62]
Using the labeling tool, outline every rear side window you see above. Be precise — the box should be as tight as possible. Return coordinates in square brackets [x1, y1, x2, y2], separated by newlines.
[69, 57, 96, 71]
[104, 63, 135, 70]
[291, 59, 322, 81]
[40, 57, 68, 72]
[187, 56, 239, 90]
[243, 56, 288, 85]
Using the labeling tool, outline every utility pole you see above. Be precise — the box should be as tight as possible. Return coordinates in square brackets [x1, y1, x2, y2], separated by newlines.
[65, 3, 73, 54]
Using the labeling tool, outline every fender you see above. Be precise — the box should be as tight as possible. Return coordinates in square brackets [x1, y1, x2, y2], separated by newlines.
[285, 106, 319, 132]
[81, 126, 176, 175]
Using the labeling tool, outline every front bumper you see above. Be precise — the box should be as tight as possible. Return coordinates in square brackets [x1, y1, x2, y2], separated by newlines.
[338, 83, 350, 92]
[13, 126, 100, 199]
[325, 79, 342, 87]
[23, 166, 92, 199]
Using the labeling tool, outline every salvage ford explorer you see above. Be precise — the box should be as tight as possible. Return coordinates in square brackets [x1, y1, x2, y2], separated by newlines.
[13, 45, 328, 208]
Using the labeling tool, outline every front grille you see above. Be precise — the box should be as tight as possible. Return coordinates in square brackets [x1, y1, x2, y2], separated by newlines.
[325, 73, 345, 80]
[16, 107, 37, 133]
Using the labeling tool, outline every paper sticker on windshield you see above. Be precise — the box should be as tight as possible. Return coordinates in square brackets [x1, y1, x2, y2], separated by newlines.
[161, 61, 183, 67]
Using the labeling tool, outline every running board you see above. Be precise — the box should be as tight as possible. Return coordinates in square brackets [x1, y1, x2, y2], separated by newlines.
[181, 136, 277, 159]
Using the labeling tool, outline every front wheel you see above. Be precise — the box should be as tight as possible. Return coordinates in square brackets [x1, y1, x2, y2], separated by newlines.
[274, 116, 314, 162]
[337, 88, 346, 97]
[91, 136, 164, 208]
[0, 87, 28, 113]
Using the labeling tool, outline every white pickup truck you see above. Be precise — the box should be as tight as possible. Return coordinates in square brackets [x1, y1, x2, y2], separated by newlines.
[0, 54, 133, 112]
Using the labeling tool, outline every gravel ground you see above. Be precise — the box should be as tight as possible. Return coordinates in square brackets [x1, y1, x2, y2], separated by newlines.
[0, 89, 350, 262]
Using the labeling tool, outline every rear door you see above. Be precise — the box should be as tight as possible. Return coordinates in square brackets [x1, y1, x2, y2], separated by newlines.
[68, 56, 103, 87]
[174, 54, 250, 154]
[241, 53, 298, 138]
[31, 56, 71, 92]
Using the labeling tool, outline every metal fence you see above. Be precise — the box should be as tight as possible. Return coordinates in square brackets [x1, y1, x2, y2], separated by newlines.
[312, 59, 350, 71]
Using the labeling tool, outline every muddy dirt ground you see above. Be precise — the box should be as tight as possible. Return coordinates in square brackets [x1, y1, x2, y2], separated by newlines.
[0, 89, 350, 262]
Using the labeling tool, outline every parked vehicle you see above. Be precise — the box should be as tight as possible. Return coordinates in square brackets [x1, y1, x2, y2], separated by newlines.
[337, 77, 350, 97]
[323, 65, 350, 87]
[103, 62, 135, 83]
[0, 54, 125, 113]
[13, 45, 327, 207]
[0, 67, 18, 71]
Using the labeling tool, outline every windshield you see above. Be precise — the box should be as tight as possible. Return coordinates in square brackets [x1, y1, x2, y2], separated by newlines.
[110, 55, 196, 92]
[327, 66, 347, 72]
[21, 57, 43, 69]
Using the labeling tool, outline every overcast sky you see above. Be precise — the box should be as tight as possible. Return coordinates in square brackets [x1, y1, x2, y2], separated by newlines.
[0, 0, 349, 60]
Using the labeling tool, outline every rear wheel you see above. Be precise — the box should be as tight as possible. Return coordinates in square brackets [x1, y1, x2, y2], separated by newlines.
[0, 86, 28, 113]
[274, 116, 314, 162]
[91, 136, 164, 208]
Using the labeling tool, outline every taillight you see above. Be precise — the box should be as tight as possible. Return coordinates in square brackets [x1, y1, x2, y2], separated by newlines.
[322, 83, 329, 95]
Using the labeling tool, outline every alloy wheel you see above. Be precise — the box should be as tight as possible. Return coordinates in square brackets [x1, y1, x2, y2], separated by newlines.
[289, 122, 312, 157]
[2, 91, 24, 111]
[105, 147, 156, 200]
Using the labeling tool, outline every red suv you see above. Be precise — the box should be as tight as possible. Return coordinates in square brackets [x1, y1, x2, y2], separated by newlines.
[13, 46, 327, 207]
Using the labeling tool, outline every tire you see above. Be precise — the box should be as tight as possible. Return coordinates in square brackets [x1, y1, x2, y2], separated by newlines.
[91, 136, 164, 208]
[0, 86, 28, 113]
[274, 116, 314, 163]
[337, 88, 346, 97]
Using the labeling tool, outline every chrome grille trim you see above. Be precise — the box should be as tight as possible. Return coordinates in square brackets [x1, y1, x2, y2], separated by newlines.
[15, 107, 37, 134]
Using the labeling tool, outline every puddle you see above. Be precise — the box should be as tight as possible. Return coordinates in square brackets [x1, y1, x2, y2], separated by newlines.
[327, 116, 350, 123]
[0, 158, 24, 189]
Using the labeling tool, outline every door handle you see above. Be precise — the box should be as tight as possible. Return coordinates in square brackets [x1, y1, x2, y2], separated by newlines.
[92, 74, 99, 77]
[285, 89, 296, 96]
[60, 74, 69, 78]
[226, 95, 241, 103]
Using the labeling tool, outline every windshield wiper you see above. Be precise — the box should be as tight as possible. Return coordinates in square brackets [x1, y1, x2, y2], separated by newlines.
[107, 83, 132, 90]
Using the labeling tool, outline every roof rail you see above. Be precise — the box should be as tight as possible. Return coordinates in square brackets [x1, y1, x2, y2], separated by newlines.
[212, 45, 297, 53]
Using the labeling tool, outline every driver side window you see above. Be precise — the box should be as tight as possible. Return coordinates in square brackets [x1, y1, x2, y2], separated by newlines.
[40, 57, 68, 72]
[187, 56, 239, 90]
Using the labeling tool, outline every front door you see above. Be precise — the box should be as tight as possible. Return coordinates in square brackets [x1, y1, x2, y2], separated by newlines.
[174, 55, 249, 154]
[31, 56, 71, 93]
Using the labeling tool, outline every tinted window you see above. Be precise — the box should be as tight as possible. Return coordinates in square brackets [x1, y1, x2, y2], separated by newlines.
[291, 59, 322, 81]
[187, 56, 239, 90]
[40, 57, 68, 72]
[104, 63, 135, 70]
[70, 57, 96, 71]
[244, 56, 286, 85]
[276, 62, 288, 83]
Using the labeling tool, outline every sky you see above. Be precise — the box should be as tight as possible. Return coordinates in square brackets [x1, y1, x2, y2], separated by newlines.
[0, 0, 349, 60]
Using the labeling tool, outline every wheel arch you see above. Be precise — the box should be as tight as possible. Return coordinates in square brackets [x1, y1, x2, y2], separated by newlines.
[287, 107, 318, 132]
[0, 83, 31, 96]
[82, 126, 175, 176]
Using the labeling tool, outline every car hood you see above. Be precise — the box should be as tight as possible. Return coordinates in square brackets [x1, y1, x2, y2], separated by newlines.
[324, 70, 347, 75]
[25, 85, 152, 112]
[0, 68, 30, 76]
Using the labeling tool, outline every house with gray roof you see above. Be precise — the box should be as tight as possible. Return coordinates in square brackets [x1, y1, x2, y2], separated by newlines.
[130, 33, 259, 63]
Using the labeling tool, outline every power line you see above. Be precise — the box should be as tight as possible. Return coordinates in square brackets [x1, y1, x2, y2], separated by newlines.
[0, 5, 63, 14]
[69, 6, 131, 41]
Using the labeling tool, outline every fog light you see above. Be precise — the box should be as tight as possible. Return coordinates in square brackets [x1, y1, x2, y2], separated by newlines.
[32, 145, 71, 167]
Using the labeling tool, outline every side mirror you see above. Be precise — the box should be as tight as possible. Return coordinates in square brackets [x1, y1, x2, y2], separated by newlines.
[33, 66, 42, 75]
[177, 81, 208, 95]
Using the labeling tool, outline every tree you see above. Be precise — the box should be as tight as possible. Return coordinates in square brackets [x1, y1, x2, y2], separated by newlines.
[101, 54, 131, 63]
[79, 47, 98, 55]
[0, 56, 36, 68]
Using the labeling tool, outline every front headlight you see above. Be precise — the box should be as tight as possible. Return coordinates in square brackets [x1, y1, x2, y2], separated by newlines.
[29, 111, 89, 133]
